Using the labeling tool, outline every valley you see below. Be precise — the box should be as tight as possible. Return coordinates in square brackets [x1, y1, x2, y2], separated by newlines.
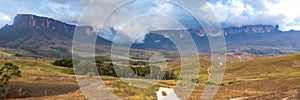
[2, 51, 300, 99]
[0, 14, 300, 100]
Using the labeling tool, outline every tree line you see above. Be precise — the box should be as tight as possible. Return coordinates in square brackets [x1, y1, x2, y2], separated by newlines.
[52, 58, 177, 80]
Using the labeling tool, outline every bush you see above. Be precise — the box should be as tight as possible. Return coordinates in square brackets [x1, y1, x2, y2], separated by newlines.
[162, 91, 167, 96]
[97, 62, 117, 77]
[191, 78, 199, 83]
[87, 72, 96, 78]
[206, 81, 223, 86]
[129, 60, 147, 66]
[228, 81, 235, 84]
[228, 79, 242, 85]
[162, 70, 177, 80]
[220, 83, 225, 86]
[52, 58, 79, 68]
[14, 53, 22, 57]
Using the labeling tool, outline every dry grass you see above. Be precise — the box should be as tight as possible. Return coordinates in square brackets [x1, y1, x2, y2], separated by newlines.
[190, 53, 300, 99]
[4, 53, 300, 99]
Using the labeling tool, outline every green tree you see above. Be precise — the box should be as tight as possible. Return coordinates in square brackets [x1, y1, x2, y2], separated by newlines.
[0, 63, 22, 87]
[0, 63, 22, 99]
[52, 58, 79, 68]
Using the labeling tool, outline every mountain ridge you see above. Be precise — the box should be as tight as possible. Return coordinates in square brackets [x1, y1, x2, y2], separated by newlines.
[0, 14, 112, 58]
[141, 25, 300, 54]
[12, 14, 90, 35]
[1, 14, 300, 58]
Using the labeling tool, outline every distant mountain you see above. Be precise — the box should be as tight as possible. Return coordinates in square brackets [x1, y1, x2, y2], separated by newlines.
[0, 14, 112, 58]
[192, 24, 280, 36]
[12, 14, 76, 34]
[134, 25, 300, 55]
[1, 14, 299, 58]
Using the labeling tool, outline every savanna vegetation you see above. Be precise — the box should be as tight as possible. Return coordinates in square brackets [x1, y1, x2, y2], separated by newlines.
[52, 58, 177, 80]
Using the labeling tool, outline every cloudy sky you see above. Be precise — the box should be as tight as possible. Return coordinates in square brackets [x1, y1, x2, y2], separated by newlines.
[0, 0, 299, 40]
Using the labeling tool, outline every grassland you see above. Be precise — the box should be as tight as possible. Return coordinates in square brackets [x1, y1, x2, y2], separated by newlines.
[1, 59, 164, 100]
[188, 53, 300, 99]
[3, 53, 300, 99]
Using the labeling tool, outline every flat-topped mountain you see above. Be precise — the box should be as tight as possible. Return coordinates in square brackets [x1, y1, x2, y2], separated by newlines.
[188, 24, 280, 36]
[13, 14, 77, 34]
[0, 14, 111, 58]
[1, 14, 300, 58]
[138, 25, 300, 55]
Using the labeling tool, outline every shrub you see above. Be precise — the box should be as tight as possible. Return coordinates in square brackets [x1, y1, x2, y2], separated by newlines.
[228, 81, 235, 84]
[228, 79, 242, 85]
[162, 91, 167, 96]
[162, 70, 177, 80]
[220, 83, 225, 86]
[87, 72, 96, 78]
[206, 81, 223, 86]
[52, 58, 79, 68]
[14, 53, 22, 57]
[191, 78, 199, 83]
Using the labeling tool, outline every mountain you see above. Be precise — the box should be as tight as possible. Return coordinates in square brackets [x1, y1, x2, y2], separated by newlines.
[12, 14, 76, 34]
[135, 25, 300, 55]
[1, 14, 299, 58]
[0, 14, 112, 58]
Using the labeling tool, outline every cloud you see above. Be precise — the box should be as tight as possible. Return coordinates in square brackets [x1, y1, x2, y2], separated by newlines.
[152, 2, 174, 14]
[0, 12, 12, 27]
[113, 15, 185, 44]
[78, 0, 199, 43]
[207, 0, 300, 31]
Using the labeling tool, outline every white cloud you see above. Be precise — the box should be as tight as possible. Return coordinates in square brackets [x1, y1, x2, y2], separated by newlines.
[207, 0, 300, 31]
[114, 15, 184, 43]
[264, 0, 300, 30]
[153, 1, 174, 14]
[89, 0, 186, 43]
[0, 11, 13, 27]
[0, 13, 11, 22]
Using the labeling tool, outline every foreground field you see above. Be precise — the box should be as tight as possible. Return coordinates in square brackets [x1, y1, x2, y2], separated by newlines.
[0, 60, 79, 99]
[187, 53, 300, 99]
[3, 53, 300, 99]
[1, 60, 160, 100]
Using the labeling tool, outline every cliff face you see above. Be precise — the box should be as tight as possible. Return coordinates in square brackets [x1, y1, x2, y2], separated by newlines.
[192, 25, 280, 37]
[0, 14, 110, 58]
[223, 25, 278, 35]
[149, 25, 280, 39]
[140, 24, 295, 54]
[12, 14, 77, 34]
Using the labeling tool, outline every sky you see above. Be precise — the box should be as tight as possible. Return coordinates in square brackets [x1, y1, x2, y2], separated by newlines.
[0, 0, 300, 42]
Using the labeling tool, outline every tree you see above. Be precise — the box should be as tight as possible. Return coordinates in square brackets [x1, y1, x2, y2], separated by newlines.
[0, 63, 22, 87]
[52, 58, 79, 68]
[0, 63, 22, 99]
